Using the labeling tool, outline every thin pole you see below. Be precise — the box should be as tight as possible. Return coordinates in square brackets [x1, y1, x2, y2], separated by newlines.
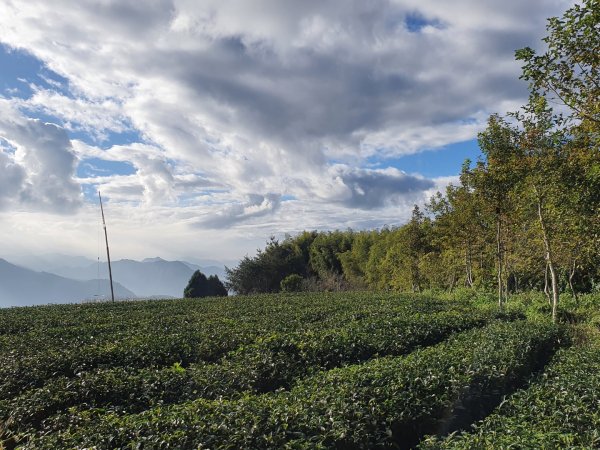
[99, 191, 115, 303]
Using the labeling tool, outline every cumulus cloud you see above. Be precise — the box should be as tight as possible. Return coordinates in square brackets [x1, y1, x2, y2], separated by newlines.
[72, 141, 221, 205]
[0, 0, 574, 258]
[23, 89, 131, 140]
[0, 150, 26, 209]
[0, 100, 82, 212]
[196, 193, 282, 229]
[0, 1, 570, 162]
[332, 167, 435, 209]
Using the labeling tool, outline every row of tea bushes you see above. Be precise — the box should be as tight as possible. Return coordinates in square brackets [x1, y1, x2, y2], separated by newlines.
[23, 321, 565, 449]
[2, 309, 506, 439]
[0, 293, 462, 400]
[419, 330, 600, 449]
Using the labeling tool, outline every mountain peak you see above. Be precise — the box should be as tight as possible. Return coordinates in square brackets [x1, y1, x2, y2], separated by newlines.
[142, 257, 166, 263]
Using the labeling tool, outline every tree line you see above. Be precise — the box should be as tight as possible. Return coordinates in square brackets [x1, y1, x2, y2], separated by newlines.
[225, 0, 599, 321]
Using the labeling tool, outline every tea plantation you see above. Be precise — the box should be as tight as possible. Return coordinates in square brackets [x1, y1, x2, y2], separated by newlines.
[0, 292, 597, 449]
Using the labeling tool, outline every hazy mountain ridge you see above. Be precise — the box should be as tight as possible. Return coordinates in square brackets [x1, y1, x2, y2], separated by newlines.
[0, 259, 135, 307]
[49, 258, 226, 298]
[0, 255, 228, 307]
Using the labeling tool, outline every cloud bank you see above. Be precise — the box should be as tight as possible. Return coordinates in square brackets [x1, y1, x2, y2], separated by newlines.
[0, 0, 573, 260]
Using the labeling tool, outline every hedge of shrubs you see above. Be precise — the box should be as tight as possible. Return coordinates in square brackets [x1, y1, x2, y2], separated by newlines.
[22, 320, 565, 449]
[2, 308, 510, 440]
[419, 329, 600, 449]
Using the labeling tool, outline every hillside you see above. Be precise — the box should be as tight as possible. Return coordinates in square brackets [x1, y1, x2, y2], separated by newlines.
[0, 259, 135, 307]
[1, 292, 598, 448]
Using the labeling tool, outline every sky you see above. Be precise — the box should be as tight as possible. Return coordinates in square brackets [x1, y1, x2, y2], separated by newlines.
[0, 0, 574, 266]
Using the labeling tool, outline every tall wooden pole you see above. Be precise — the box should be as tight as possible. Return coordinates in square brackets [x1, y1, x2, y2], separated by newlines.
[99, 191, 115, 303]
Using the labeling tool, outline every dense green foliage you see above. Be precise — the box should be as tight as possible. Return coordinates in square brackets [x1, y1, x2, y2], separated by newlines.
[516, 0, 599, 127]
[20, 320, 565, 449]
[225, 233, 317, 294]
[1, 308, 508, 437]
[280, 274, 303, 292]
[183, 270, 227, 298]
[9, 290, 600, 448]
[0, 291, 563, 448]
[420, 330, 600, 449]
[0, 293, 439, 400]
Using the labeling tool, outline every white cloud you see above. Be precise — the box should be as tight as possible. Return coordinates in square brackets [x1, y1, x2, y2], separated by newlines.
[0, 99, 82, 212]
[0, 0, 574, 260]
[0, 150, 26, 209]
[23, 89, 131, 140]
[196, 193, 282, 228]
[328, 166, 435, 209]
[72, 140, 221, 205]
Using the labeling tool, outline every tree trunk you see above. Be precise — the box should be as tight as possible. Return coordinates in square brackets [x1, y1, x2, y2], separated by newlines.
[569, 258, 578, 303]
[465, 242, 474, 288]
[448, 270, 456, 293]
[548, 261, 559, 323]
[412, 260, 421, 293]
[536, 191, 559, 322]
[411, 265, 420, 293]
[543, 262, 551, 305]
[496, 214, 504, 309]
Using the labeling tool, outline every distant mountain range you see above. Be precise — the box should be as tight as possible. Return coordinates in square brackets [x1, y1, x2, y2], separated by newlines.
[50, 257, 226, 298]
[0, 258, 135, 307]
[0, 256, 228, 308]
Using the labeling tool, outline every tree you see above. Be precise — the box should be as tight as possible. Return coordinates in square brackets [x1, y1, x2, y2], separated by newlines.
[512, 95, 569, 322]
[364, 228, 393, 290]
[184, 270, 227, 298]
[363, 209, 432, 293]
[206, 274, 228, 297]
[427, 168, 491, 291]
[308, 231, 354, 279]
[516, 0, 599, 128]
[475, 115, 520, 308]
[367, 229, 410, 292]
[225, 237, 306, 294]
[559, 134, 600, 297]
[339, 231, 377, 288]
[404, 205, 431, 292]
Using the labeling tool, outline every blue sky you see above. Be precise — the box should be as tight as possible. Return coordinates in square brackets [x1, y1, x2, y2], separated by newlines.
[0, 0, 571, 263]
[368, 140, 482, 178]
[0, 44, 68, 97]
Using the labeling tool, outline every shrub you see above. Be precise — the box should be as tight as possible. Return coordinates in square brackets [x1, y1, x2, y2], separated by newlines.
[280, 274, 303, 292]
[25, 321, 565, 449]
